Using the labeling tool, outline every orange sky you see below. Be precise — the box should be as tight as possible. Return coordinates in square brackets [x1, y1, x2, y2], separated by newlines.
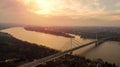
[0, 0, 120, 26]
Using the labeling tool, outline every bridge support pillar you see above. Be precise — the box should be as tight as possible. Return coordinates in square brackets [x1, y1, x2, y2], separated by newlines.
[70, 51, 73, 55]
[95, 41, 98, 46]
[95, 33, 99, 46]
[70, 38, 73, 55]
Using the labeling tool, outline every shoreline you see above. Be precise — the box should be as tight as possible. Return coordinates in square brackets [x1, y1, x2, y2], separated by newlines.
[24, 27, 74, 38]
[0, 32, 117, 67]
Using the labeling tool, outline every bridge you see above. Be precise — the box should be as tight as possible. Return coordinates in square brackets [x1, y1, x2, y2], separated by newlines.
[18, 37, 111, 67]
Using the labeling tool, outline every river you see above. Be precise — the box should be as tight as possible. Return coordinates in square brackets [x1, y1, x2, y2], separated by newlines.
[1, 27, 120, 66]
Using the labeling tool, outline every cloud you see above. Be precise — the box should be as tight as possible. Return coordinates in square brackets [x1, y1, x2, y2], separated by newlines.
[115, 2, 120, 7]
[0, 0, 24, 11]
[0, 0, 120, 26]
[17, 0, 105, 16]
[54, 0, 105, 16]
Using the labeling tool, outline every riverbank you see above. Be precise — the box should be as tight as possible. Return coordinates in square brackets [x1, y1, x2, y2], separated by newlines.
[37, 55, 117, 67]
[0, 32, 117, 67]
[0, 32, 58, 67]
[24, 27, 74, 38]
[24, 26, 120, 41]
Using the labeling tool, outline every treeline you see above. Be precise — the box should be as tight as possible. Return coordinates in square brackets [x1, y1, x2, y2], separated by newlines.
[37, 55, 117, 67]
[24, 27, 74, 38]
[30, 26, 120, 41]
[0, 32, 58, 67]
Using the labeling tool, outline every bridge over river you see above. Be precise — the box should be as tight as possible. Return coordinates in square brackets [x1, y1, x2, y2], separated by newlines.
[18, 37, 111, 67]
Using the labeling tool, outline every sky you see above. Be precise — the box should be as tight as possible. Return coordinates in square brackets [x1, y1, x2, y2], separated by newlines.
[0, 0, 120, 26]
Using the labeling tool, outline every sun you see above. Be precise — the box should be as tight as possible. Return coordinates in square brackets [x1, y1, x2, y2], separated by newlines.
[23, 0, 54, 15]
[33, 0, 53, 15]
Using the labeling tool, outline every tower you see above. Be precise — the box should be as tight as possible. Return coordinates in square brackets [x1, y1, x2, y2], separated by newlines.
[95, 33, 98, 46]
[70, 38, 73, 54]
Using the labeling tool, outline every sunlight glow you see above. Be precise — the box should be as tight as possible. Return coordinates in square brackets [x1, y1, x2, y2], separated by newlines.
[20, 0, 104, 17]
[33, 0, 53, 14]
[22, 0, 55, 15]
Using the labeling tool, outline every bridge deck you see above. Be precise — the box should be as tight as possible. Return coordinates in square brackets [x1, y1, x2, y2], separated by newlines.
[18, 37, 111, 67]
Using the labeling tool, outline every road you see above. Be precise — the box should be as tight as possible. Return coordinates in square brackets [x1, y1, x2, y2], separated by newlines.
[18, 40, 96, 67]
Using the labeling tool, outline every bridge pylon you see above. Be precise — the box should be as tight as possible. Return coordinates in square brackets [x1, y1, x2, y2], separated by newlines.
[95, 33, 99, 46]
[70, 38, 73, 55]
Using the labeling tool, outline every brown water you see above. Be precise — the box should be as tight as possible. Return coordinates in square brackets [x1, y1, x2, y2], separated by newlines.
[1, 27, 120, 66]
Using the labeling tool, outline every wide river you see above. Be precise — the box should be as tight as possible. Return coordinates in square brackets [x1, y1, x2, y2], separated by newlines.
[1, 27, 120, 66]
